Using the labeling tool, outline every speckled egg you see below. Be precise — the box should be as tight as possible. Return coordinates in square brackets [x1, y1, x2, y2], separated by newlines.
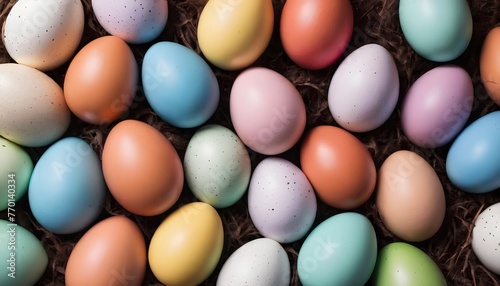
[184, 124, 251, 208]
[248, 157, 317, 243]
[92, 0, 168, 44]
[216, 238, 290, 286]
[0, 63, 71, 147]
[2, 0, 84, 71]
[472, 202, 500, 275]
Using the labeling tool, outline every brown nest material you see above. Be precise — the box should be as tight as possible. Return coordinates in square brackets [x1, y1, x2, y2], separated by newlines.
[1, 0, 500, 285]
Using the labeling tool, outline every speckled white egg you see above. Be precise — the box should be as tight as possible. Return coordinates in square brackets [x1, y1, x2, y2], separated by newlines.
[2, 0, 84, 71]
[184, 124, 251, 208]
[0, 63, 71, 147]
[328, 43, 399, 132]
[248, 157, 317, 243]
[216, 238, 290, 286]
[472, 202, 500, 275]
[92, 0, 168, 44]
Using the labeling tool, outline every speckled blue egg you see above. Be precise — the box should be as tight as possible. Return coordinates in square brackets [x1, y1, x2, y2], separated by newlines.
[28, 137, 105, 234]
[142, 41, 220, 128]
[446, 111, 500, 194]
[92, 0, 168, 44]
[298, 212, 377, 286]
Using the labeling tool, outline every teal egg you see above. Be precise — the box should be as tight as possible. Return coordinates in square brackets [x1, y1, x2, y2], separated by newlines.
[297, 212, 377, 286]
[399, 0, 472, 62]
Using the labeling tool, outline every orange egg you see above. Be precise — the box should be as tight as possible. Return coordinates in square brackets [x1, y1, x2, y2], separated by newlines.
[64, 36, 138, 125]
[65, 216, 146, 286]
[480, 26, 500, 105]
[280, 0, 353, 70]
[102, 120, 184, 216]
[300, 125, 376, 209]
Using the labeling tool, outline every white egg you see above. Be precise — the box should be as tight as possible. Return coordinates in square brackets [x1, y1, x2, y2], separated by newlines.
[216, 238, 290, 286]
[0, 63, 71, 147]
[472, 202, 500, 275]
[184, 124, 251, 208]
[92, 0, 168, 44]
[248, 157, 317, 243]
[2, 0, 84, 71]
[328, 43, 399, 132]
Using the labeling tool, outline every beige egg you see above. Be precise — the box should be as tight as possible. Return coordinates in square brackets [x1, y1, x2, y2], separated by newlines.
[376, 150, 446, 242]
[0, 63, 71, 147]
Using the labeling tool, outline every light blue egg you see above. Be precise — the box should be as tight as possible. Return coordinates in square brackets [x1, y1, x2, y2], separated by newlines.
[142, 41, 220, 128]
[399, 0, 472, 62]
[297, 212, 377, 286]
[28, 137, 105, 234]
[446, 111, 500, 194]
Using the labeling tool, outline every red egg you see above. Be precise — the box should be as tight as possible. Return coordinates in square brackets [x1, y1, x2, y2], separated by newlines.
[280, 0, 354, 70]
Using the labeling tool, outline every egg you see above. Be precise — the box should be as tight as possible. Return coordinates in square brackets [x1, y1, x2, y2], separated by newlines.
[102, 120, 183, 216]
[399, 0, 473, 62]
[184, 124, 251, 208]
[65, 216, 147, 286]
[280, 0, 353, 70]
[230, 67, 306, 155]
[63, 36, 138, 125]
[216, 238, 290, 286]
[480, 26, 500, 105]
[28, 137, 105, 234]
[0, 220, 48, 286]
[371, 242, 446, 286]
[92, 0, 168, 44]
[248, 157, 316, 243]
[197, 0, 274, 70]
[471, 202, 500, 275]
[376, 150, 446, 242]
[328, 44, 399, 132]
[149, 202, 224, 285]
[446, 111, 500, 194]
[300, 125, 376, 209]
[297, 212, 377, 286]
[142, 41, 219, 128]
[2, 0, 84, 71]
[401, 65, 473, 148]
[0, 137, 33, 211]
[0, 63, 71, 147]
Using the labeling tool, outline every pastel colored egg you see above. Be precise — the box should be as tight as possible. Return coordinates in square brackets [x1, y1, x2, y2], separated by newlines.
[480, 26, 500, 105]
[471, 202, 500, 275]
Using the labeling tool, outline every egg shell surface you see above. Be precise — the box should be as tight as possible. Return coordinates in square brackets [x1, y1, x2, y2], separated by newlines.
[2, 0, 84, 71]
[248, 157, 317, 243]
[28, 137, 105, 234]
[142, 41, 219, 128]
[0, 63, 71, 147]
[230, 67, 306, 155]
[102, 120, 184, 216]
[480, 26, 500, 105]
[328, 43, 399, 132]
[471, 202, 500, 275]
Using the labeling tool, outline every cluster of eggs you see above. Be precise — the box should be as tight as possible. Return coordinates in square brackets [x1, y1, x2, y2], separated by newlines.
[0, 0, 499, 285]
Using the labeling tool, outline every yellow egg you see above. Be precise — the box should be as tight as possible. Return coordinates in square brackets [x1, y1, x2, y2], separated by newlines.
[148, 202, 224, 286]
[197, 0, 274, 70]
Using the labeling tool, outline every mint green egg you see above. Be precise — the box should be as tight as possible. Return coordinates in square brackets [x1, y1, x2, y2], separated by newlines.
[399, 0, 472, 62]
[0, 219, 48, 285]
[297, 212, 377, 286]
[0, 137, 33, 211]
[371, 242, 446, 286]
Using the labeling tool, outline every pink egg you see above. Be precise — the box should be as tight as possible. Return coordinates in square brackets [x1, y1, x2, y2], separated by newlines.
[230, 67, 306, 155]
[401, 65, 473, 148]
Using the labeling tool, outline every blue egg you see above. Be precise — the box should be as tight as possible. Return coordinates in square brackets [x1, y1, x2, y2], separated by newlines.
[446, 111, 500, 194]
[142, 41, 220, 128]
[399, 0, 472, 62]
[297, 212, 377, 286]
[28, 137, 105, 234]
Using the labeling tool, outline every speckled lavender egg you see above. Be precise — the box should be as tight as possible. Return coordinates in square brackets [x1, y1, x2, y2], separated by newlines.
[216, 238, 290, 286]
[91, 0, 168, 44]
[184, 124, 251, 208]
[248, 157, 317, 243]
[2, 0, 84, 71]
[472, 202, 500, 275]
